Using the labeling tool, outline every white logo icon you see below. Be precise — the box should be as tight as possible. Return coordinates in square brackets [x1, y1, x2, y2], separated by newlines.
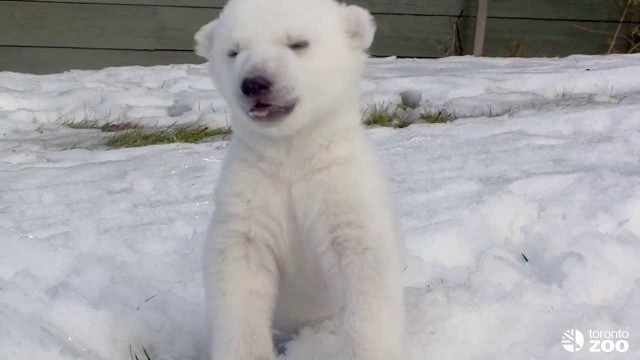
[562, 329, 585, 352]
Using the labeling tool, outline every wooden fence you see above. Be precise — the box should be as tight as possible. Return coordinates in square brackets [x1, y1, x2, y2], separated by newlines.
[0, 0, 638, 74]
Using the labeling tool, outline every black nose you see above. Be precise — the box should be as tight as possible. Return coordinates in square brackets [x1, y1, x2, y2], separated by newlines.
[241, 76, 272, 98]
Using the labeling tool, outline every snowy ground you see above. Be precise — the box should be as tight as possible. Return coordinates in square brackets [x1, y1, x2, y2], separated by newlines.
[1, 55, 640, 360]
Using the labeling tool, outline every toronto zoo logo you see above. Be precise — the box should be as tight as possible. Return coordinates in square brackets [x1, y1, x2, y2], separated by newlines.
[562, 329, 585, 352]
[562, 329, 630, 353]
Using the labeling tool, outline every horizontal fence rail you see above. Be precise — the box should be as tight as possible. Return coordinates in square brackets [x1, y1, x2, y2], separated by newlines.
[0, 0, 638, 73]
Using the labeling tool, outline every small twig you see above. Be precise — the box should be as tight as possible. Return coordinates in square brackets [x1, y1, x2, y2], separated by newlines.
[609, 0, 632, 53]
[455, 10, 464, 55]
[143, 347, 152, 360]
[136, 295, 158, 310]
[573, 25, 616, 36]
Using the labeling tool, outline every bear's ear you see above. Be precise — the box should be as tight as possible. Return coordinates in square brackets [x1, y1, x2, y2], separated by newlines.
[342, 5, 376, 51]
[194, 19, 218, 60]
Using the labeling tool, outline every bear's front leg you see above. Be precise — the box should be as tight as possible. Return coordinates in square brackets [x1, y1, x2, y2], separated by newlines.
[204, 223, 278, 360]
[323, 210, 407, 360]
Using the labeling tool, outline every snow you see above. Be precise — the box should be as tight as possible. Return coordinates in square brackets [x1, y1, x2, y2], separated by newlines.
[1, 54, 640, 360]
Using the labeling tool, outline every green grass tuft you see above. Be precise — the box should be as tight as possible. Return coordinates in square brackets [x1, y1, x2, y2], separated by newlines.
[363, 102, 398, 127]
[420, 109, 455, 124]
[364, 102, 456, 128]
[394, 119, 412, 128]
[106, 124, 232, 148]
[363, 102, 414, 129]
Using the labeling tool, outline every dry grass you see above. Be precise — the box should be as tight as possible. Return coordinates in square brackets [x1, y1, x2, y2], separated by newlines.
[611, 0, 640, 53]
[106, 124, 232, 148]
[573, 0, 640, 54]
[129, 345, 152, 360]
[64, 119, 141, 132]
[64, 119, 232, 148]
[363, 102, 400, 127]
[627, 0, 640, 52]
[363, 102, 456, 128]
[420, 109, 455, 124]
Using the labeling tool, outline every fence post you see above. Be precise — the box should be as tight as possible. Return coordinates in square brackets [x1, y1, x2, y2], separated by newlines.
[473, 0, 489, 56]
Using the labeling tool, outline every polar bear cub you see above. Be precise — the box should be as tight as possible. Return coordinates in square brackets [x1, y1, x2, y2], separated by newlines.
[195, 0, 406, 359]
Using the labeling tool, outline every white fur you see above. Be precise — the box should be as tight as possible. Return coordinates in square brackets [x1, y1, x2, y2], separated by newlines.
[196, 0, 406, 359]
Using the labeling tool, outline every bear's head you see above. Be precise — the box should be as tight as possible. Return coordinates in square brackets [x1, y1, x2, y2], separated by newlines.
[195, 0, 376, 137]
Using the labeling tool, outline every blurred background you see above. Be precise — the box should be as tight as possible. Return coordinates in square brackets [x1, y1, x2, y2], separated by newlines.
[1, 0, 639, 74]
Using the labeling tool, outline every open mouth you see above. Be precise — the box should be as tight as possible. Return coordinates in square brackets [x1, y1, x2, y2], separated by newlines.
[247, 100, 296, 123]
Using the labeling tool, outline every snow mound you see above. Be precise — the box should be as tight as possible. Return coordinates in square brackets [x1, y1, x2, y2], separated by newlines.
[1, 54, 639, 359]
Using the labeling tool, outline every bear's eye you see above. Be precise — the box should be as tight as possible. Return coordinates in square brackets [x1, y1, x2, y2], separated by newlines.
[227, 49, 239, 58]
[289, 40, 309, 51]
